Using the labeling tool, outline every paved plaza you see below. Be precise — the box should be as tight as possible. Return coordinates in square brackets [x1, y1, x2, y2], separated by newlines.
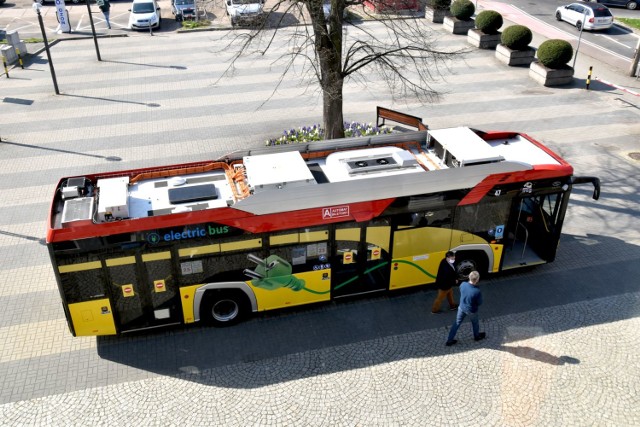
[1, 14, 640, 426]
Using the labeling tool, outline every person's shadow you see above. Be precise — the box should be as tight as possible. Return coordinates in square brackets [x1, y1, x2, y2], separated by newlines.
[498, 345, 579, 366]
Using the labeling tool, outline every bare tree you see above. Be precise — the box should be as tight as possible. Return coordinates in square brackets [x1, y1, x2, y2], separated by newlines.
[217, 0, 465, 139]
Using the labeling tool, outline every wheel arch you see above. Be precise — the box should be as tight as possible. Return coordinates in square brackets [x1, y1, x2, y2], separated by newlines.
[449, 244, 493, 275]
[193, 281, 257, 322]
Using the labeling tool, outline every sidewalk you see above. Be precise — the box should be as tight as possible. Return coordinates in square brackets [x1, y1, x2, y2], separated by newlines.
[3, 1, 639, 92]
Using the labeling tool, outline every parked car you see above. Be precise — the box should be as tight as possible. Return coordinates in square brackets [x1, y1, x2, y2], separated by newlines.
[591, 0, 638, 10]
[225, 0, 265, 27]
[555, 2, 614, 31]
[128, 0, 162, 30]
[171, 0, 196, 21]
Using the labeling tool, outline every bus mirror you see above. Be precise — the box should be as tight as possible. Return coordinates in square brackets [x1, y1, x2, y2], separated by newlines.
[571, 176, 601, 201]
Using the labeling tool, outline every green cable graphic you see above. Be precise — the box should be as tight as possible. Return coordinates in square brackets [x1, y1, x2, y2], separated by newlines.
[301, 259, 436, 294]
[247, 254, 436, 295]
[392, 259, 437, 280]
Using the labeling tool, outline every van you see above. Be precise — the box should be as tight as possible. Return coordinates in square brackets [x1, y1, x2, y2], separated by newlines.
[225, 0, 265, 27]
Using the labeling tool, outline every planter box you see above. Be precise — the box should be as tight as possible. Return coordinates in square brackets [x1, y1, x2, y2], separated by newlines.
[443, 16, 475, 35]
[495, 44, 536, 66]
[467, 29, 501, 49]
[425, 7, 451, 23]
[529, 61, 574, 87]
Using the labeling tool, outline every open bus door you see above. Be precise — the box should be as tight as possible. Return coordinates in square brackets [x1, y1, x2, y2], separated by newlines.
[501, 176, 599, 270]
[502, 192, 565, 270]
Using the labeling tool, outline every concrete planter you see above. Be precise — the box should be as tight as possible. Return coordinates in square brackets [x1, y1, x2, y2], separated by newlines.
[495, 44, 536, 66]
[443, 16, 475, 35]
[424, 7, 451, 23]
[467, 29, 501, 49]
[529, 61, 574, 87]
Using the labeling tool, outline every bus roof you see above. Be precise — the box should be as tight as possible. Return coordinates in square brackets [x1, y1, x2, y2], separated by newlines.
[47, 127, 572, 242]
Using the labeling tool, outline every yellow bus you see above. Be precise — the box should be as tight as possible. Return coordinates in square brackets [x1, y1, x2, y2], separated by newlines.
[47, 111, 599, 336]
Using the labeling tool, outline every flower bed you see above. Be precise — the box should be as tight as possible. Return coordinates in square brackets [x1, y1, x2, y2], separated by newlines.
[266, 122, 392, 146]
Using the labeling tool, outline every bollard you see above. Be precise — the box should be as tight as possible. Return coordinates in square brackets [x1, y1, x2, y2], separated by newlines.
[586, 66, 592, 90]
[2, 55, 8, 78]
[16, 48, 24, 69]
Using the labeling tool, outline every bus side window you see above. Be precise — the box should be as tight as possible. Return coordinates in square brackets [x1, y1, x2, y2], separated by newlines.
[60, 268, 107, 303]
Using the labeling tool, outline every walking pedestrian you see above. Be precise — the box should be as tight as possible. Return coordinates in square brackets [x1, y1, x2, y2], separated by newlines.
[97, 0, 111, 29]
[431, 251, 458, 314]
[445, 270, 486, 346]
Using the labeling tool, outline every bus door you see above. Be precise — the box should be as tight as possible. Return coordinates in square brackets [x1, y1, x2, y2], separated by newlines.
[140, 250, 182, 327]
[331, 219, 391, 298]
[503, 192, 564, 269]
[106, 250, 181, 332]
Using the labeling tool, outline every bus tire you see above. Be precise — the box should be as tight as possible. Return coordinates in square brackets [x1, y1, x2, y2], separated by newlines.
[455, 251, 488, 281]
[201, 290, 249, 327]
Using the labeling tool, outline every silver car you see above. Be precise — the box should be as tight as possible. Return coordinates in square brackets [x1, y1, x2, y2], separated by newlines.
[555, 2, 614, 31]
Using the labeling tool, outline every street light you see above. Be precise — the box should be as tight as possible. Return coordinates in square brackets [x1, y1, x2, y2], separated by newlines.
[33, 0, 60, 94]
[572, 7, 588, 70]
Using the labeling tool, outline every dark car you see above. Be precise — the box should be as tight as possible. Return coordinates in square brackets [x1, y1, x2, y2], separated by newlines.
[171, 0, 196, 21]
[592, 0, 638, 10]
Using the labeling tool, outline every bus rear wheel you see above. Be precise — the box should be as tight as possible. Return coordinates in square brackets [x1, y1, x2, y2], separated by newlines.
[201, 290, 248, 327]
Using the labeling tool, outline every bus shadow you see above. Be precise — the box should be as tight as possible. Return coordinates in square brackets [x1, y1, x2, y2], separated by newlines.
[96, 232, 640, 388]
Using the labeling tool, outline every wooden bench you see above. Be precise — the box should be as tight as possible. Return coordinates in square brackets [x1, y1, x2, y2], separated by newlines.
[376, 106, 428, 131]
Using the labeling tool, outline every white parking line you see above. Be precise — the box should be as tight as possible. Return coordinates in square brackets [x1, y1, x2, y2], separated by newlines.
[599, 34, 633, 49]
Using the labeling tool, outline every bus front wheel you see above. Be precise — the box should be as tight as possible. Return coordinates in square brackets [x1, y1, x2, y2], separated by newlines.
[201, 290, 248, 327]
[455, 252, 488, 281]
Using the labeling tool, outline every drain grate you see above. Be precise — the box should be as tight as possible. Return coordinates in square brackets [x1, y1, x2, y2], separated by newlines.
[629, 152, 640, 161]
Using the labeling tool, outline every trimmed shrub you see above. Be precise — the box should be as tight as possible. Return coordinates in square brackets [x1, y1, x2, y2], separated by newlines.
[430, 0, 451, 10]
[475, 10, 503, 35]
[501, 25, 533, 51]
[450, 0, 474, 20]
[537, 39, 573, 69]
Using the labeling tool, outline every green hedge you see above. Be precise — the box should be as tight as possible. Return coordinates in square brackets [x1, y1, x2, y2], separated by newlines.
[430, 0, 451, 10]
[450, 0, 474, 20]
[537, 39, 573, 69]
[475, 10, 503, 35]
[500, 25, 533, 51]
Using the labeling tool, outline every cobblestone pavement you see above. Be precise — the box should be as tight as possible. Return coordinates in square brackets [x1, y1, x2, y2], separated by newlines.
[1, 17, 640, 426]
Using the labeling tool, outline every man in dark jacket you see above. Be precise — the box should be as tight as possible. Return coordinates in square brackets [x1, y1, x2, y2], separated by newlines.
[445, 270, 486, 346]
[431, 251, 458, 314]
[98, 0, 111, 29]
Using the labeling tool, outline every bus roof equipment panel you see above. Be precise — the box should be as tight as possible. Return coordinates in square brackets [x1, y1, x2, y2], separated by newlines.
[47, 123, 573, 243]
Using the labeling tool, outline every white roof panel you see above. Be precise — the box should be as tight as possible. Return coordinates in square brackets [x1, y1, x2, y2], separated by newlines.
[429, 127, 504, 164]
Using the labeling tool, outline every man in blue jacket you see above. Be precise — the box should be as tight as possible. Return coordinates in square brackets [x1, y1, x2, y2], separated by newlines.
[445, 270, 486, 346]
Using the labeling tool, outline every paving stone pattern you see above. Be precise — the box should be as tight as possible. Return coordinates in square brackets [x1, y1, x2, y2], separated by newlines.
[1, 20, 640, 426]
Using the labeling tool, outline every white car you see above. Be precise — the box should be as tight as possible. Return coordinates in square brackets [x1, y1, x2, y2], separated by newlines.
[129, 0, 162, 30]
[225, 0, 265, 27]
[555, 3, 614, 31]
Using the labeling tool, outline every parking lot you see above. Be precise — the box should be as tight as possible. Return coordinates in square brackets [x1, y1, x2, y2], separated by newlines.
[0, 0, 322, 39]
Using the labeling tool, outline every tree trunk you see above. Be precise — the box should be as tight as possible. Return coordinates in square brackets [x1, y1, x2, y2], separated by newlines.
[309, 0, 346, 140]
[322, 72, 344, 140]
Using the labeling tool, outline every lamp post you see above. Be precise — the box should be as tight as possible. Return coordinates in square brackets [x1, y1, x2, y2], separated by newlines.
[85, 0, 102, 61]
[572, 8, 588, 70]
[33, 1, 60, 94]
